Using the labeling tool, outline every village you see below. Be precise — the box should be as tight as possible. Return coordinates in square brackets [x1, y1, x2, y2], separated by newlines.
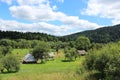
[22, 50, 86, 64]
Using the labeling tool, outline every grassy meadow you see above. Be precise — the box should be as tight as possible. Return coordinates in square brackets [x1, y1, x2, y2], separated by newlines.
[0, 49, 85, 80]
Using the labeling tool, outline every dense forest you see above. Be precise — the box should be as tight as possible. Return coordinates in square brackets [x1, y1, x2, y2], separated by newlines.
[0, 31, 58, 42]
[61, 24, 120, 43]
[0, 24, 120, 43]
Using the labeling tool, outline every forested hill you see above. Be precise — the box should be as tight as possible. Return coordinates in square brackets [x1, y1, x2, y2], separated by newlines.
[0, 31, 58, 41]
[60, 24, 120, 43]
[0, 24, 120, 43]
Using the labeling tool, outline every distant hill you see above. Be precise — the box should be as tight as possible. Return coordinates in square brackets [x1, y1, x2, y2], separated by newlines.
[61, 24, 120, 43]
[0, 31, 58, 41]
[0, 24, 120, 43]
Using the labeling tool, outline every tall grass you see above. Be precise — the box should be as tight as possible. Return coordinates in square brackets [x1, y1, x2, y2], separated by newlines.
[7, 72, 83, 80]
[0, 75, 2, 80]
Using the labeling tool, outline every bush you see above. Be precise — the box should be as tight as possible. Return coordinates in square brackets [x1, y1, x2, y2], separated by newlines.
[0, 62, 3, 73]
[0, 46, 12, 56]
[79, 42, 120, 80]
[104, 54, 120, 80]
[1, 54, 20, 73]
[64, 47, 77, 61]
[0, 53, 3, 73]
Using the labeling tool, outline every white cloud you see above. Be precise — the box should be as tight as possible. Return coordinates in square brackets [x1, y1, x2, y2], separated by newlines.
[52, 5, 57, 10]
[9, 0, 56, 21]
[58, 0, 64, 3]
[0, 18, 101, 36]
[9, 0, 78, 23]
[0, 0, 102, 35]
[9, 2, 100, 30]
[112, 19, 120, 25]
[82, 0, 120, 25]
[0, 18, 67, 35]
[9, 0, 79, 23]
[17, 0, 48, 5]
[1, 0, 13, 5]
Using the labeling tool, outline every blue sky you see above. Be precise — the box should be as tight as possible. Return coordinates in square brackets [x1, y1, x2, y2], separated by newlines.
[0, 0, 120, 36]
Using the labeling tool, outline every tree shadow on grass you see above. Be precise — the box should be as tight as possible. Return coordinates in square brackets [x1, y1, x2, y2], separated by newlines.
[61, 60, 75, 62]
[22, 61, 46, 64]
[1, 71, 18, 74]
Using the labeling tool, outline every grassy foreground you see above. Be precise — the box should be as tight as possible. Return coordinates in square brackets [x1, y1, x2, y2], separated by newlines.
[0, 49, 84, 80]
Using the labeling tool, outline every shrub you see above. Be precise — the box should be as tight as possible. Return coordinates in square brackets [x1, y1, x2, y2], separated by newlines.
[0, 53, 3, 73]
[0, 46, 12, 56]
[64, 47, 77, 61]
[78, 42, 120, 80]
[104, 54, 120, 80]
[1, 54, 20, 73]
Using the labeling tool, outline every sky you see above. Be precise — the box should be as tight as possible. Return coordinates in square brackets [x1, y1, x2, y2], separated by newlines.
[0, 0, 120, 36]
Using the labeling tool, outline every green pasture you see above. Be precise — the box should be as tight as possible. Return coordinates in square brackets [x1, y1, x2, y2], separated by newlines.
[0, 49, 84, 80]
[12, 49, 31, 59]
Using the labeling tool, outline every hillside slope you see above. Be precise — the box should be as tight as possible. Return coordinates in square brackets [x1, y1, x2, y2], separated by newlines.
[0, 24, 120, 43]
[61, 24, 120, 43]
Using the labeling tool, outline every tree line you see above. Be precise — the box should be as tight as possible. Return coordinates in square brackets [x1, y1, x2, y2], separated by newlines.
[0, 36, 92, 50]
[0, 31, 58, 42]
[0, 24, 120, 43]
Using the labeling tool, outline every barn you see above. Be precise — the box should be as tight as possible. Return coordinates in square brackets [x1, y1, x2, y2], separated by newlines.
[22, 53, 37, 64]
[78, 50, 87, 56]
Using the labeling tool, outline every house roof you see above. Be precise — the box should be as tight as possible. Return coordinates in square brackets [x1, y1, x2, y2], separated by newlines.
[78, 50, 87, 55]
[22, 53, 36, 62]
[48, 52, 55, 57]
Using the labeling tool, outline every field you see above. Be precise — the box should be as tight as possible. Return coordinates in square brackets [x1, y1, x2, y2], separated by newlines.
[0, 49, 84, 80]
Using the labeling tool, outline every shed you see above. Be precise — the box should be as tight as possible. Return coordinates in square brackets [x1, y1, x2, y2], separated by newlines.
[48, 52, 55, 60]
[22, 53, 37, 63]
[78, 50, 87, 56]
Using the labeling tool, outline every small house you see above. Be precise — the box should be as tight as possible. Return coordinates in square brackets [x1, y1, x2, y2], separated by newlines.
[78, 50, 87, 56]
[22, 53, 37, 64]
[48, 52, 55, 60]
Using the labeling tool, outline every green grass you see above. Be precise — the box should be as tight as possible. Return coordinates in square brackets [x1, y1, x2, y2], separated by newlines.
[12, 48, 31, 59]
[21, 59, 80, 74]
[0, 49, 85, 80]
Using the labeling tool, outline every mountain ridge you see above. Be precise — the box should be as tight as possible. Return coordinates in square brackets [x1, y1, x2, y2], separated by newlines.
[0, 24, 120, 43]
[60, 24, 120, 43]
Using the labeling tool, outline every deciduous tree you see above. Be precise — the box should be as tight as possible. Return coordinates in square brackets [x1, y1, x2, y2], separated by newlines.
[32, 42, 50, 63]
[76, 36, 90, 51]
